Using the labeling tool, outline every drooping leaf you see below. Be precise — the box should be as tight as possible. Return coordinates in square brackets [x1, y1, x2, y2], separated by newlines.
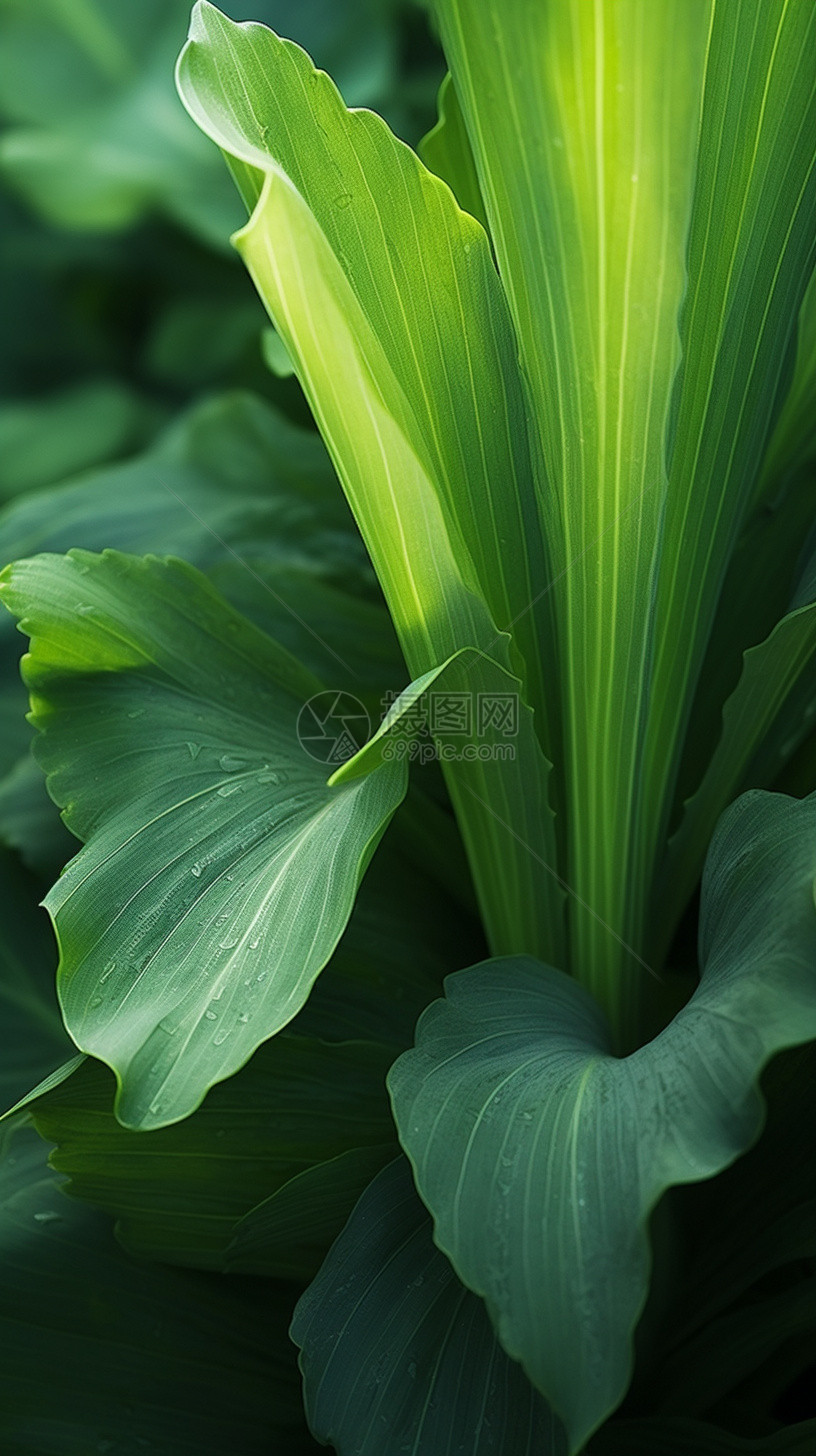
[28, 1033, 395, 1279]
[291, 1157, 564, 1456]
[177, 3, 565, 965]
[389, 789, 816, 1451]
[0, 1123, 317, 1454]
[0, 548, 406, 1129]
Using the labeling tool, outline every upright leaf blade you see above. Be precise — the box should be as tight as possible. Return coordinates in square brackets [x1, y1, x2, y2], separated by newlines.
[432, 0, 711, 1036]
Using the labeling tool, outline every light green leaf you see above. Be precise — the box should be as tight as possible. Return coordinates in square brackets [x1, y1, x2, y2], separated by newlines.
[177, 3, 552, 705]
[28, 1034, 395, 1279]
[389, 789, 816, 1450]
[432, 0, 710, 1031]
[291, 1157, 564, 1456]
[0, 549, 405, 1129]
[176, 3, 565, 963]
[420, 72, 487, 229]
[0, 1124, 316, 1454]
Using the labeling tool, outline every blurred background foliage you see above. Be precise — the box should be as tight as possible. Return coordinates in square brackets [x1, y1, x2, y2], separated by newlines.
[0, 0, 444, 502]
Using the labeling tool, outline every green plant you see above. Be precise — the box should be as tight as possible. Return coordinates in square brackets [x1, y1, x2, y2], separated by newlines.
[1, 0, 815, 1450]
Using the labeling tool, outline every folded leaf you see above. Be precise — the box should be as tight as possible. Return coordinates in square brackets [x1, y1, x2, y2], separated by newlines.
[389, 789, 816, 1450]
[291, 1157, 564, 1456]
[0, 549, 405, 1129]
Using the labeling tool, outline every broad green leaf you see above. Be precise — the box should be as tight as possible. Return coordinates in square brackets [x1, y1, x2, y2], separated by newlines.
[0, 549, 405, 1129]
[0, 1124, 317, 1454]
[291, 1157, 564, 1456]
[432, 0, 710, 1032]
[177, 4, 565, 963]
[591, 1418, 816, 1456]
[0, 849, 74, 1111]
[420, 72, 487, 229]
[28, 1034, 395, 1278]
[389, 789, 816, 1451]
[0, 391, 388, 876]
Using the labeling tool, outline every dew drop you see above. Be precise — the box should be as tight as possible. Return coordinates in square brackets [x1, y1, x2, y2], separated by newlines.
[249, 936, 261, 950]
[77, 603, 97, 616]
[205, 1010, 218, 1021]
[217, 784, 242, 797]
[191, 864, 203, 878]
[213, 1026, 232, 1046]
[220, 936, 238, 949]
[334, 191, 352, 209]
[237, 1012, 251, 1024]
[101, 960, 116, 982]
[34, 1210, 63, 1224]
[219, 753, 248, 772]
[186, 741, 201, 760]
[89, 995, 103, 1008]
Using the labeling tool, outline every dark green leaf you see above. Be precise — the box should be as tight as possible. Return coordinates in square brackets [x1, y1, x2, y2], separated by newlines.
[292, 1157, 564, 1456]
